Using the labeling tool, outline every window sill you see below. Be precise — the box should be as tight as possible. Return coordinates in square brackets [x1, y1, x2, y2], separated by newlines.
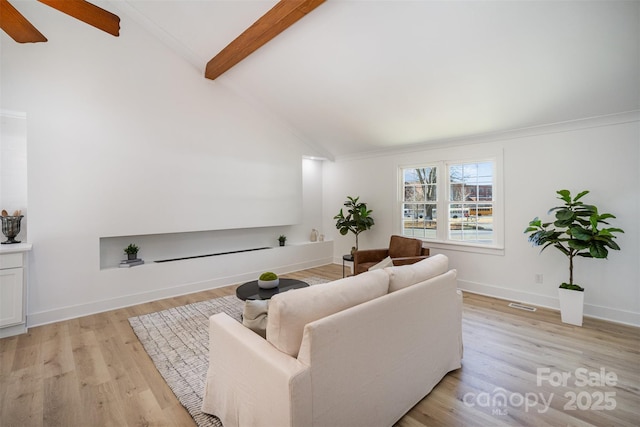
[422, 240, 504, 256]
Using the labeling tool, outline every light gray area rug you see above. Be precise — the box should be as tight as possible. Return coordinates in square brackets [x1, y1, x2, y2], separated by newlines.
[128, 277, 329, 427]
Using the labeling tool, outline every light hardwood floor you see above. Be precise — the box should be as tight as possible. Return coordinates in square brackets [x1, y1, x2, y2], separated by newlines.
[1, 264, 638, 426]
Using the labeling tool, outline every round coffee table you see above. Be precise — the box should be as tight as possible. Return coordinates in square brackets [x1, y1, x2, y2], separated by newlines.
[236, 278, 309, 301]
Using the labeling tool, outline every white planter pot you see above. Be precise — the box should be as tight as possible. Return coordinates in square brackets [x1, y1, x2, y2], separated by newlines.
[258, 278, 279, 289]
[558, 288, 584, 326]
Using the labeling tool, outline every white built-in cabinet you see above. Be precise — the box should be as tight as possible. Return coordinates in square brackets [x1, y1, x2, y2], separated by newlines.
[0, 244, 31, 338]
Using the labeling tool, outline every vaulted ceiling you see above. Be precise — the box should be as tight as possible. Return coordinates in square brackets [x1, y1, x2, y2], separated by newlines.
[6, 1, 640, 160]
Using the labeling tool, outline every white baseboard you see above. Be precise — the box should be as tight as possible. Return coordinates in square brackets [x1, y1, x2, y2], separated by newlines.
[27, 265, 638, 329]
[458, 279, 640, 327]
[27, 255, 333, 328]
[0, 323, 27, 339]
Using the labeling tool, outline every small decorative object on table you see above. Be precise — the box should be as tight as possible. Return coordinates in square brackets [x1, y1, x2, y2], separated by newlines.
[120, 243, 144, 267]
[310, 228, 318, 242]
[124, 243, 139, 260]
[1, 209, 24, 244]
[278, 235, 287, 247]
[258, 271, 279, 289]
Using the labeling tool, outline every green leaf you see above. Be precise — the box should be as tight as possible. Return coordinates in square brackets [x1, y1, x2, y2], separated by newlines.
[555, 209, 574, 221]
[569, 226, 592, 241]
[604, 227, 624, 234]
[568, 239, 590, 250]
[556, 189, 571, 203]
[605, 240, 621, 251]
[589, 243, 609, 258]
[597, 229, 614, 237]
[598, 213, 616, 220]
[575, 205, 596, 216]
[547, 206, 565, 214]
[554, 219, 573, 228]
[573, 190, 589, 202]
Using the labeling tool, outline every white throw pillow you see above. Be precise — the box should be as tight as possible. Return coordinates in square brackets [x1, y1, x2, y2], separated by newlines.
[242, 299, 269, 338]
[385, 254, 449, 292]
[368, 256, 393, 271]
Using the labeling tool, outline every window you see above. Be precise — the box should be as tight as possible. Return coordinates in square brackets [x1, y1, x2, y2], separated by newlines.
[402, 167, 438, 239]
[401, 159, 499, 248]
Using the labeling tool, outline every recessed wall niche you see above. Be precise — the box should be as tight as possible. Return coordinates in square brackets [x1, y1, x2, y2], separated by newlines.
[99, 226, 296, 269]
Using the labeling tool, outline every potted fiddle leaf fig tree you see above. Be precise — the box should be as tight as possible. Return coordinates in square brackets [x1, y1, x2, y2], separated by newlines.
[334, 196, 374, 254]
[524, 190, 624, 326]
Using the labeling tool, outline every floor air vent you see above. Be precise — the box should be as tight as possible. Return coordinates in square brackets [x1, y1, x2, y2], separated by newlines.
[508, 302, 537, 312]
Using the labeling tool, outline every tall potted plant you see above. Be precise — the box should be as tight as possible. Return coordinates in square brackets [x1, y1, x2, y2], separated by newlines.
[334, 196, 375, 254]
[524, 190, 624, 326]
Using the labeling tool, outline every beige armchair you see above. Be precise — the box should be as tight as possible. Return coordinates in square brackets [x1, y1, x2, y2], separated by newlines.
[353, 235, 429, 275]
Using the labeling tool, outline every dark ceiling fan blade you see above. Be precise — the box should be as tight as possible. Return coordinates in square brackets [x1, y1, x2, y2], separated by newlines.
[37, 0, 119, 36]
[205, 0, 326, 80]
[0, 0, 47, 43]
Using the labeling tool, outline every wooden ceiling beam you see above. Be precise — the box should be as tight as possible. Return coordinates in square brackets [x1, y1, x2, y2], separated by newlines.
[0, 0, 47, 43]
[37, 0, 120, 37]
[205, 0, 326, 80]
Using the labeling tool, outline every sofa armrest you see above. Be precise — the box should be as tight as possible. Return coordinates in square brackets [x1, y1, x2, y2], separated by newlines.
[202, 313, 311, 427]
[391, 255, 430, 266]
[456, 289, 464, 358]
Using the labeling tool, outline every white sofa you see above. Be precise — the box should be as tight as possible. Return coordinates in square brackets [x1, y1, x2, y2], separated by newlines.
[201, 254, 463, 427]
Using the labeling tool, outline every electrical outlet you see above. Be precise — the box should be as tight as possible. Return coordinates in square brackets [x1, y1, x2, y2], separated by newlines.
[535, 273, 543, 284]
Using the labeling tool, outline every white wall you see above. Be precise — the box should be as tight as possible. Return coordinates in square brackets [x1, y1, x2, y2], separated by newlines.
[323, 113, 640, 325]
[0, 112, 28, 241]
[0, 4, 329, 326]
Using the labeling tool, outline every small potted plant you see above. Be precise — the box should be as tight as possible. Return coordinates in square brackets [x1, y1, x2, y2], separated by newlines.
[258, 271, 279, 289]
[524, 190, 624, 326]
[124, 243, 139, 260]
[278, 235, 287, 246]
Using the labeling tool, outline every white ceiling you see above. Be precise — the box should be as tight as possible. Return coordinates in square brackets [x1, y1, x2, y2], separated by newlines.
[117, 0, 639, 159]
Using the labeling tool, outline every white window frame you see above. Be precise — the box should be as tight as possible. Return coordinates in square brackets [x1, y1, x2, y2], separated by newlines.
[398, 153, 504, 255]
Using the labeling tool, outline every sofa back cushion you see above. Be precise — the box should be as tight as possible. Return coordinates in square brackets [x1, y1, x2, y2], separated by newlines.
[388, 235, 423, 259]
[267, 269, 390, 357]
[385, 254, 449, 292]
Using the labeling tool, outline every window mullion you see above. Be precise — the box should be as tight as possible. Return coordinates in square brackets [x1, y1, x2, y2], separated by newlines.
[438, 161, 448, 242]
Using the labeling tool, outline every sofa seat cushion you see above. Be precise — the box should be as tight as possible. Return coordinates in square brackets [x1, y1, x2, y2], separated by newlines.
[385, 254, 449, 292]
[267, 269, 390, 357]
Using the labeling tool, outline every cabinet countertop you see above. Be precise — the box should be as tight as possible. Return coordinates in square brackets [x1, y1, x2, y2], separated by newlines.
[0, 243, 33, 254]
